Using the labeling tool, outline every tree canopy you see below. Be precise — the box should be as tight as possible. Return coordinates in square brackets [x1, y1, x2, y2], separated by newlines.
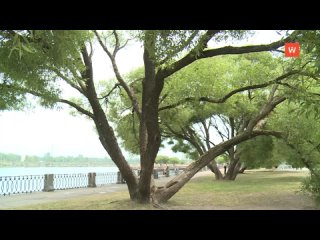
[1, 30, 320, 204]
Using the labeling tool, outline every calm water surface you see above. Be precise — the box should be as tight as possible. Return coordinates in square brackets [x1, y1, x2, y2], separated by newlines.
[0, 167, 119, 176]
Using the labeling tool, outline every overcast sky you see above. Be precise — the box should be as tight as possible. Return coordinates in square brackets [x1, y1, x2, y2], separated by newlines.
[0, 30, 284, 158]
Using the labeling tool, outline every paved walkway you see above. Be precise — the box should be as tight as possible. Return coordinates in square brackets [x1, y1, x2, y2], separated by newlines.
[0, 171, 211, 209]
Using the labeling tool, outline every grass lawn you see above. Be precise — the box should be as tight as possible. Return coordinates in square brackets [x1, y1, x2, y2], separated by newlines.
[167, 170, 317, 209]
[11, 170, 318, 210]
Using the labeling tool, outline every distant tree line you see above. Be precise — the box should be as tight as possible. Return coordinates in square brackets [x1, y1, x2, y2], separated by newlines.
[0, 152, 127, 167]
[155, 155, 187, 165]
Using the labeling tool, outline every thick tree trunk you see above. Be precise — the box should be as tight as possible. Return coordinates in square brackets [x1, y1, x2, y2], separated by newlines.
[137, 34, 164, 203]
[81, 47, 139, 200]
[224, 147, 241, 180]
[95, 119, 139, 199]
[207, 161, 224, 180]
[225, 156, 240, 180]
[230, 161, 242, 180]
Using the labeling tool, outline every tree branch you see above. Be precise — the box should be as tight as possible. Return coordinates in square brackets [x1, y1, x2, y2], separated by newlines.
[272, 49, 285, 53]
[159, 70, 299, 111]
[159, 30, 201, 65]
[58, 99, 94, 119]
[164, 124, 205, 155]
[246, 94, 286, 132]
[88, 40, 94, 59]
[159, 30, 299, 79]
[212, 116, 228, 141]
[186, 126, 207, 153]
[280, 138, 315, 172]
[200, 120, 211, 150]
[48, 66, 86, 96]
[113, 30, 120, 56]
[218, 115, 231, 139]
[94, 30, 142, 119]
[97, 83, 121, 100]
[17, 86, 94, 119]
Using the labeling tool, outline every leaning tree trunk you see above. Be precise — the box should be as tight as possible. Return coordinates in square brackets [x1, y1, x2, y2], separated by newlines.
[207, 161, 224, 180]
[153, 131, 261, 203]
[152, 93, 285, 203]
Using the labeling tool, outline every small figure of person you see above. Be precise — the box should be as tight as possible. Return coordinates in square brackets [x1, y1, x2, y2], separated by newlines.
[165, 164, 170, 177]
[163, 163, 168, 175]
[223, 164, 227, 175]
[173, 164, 178, 175]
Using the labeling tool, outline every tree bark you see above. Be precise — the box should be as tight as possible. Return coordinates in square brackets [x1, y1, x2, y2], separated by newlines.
[81, 47, 139, 200]
[231, 160, 242, 180]
[207, 161, 224, 180]
[138, 32, 164, 203]
[224, 152, 240, 180]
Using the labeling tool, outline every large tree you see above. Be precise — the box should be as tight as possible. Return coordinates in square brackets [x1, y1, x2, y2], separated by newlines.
[111, 52, 295, 181]
[1, 30, 317, 204]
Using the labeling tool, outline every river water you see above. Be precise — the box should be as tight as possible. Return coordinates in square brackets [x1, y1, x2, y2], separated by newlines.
[0, 167, 119, 177]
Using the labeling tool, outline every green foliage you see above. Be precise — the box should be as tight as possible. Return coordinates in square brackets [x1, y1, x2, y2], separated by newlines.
[144, 30, 200, 64]
[0, 30, 93, 109]
[298, 30, 320, 73]
[302, 169, 320, 205]
[0, 73, 26, 110]
[159, 52, 281, 157]
[215, 155, 228, 164]
[139, 30, 252, 66]
[107, 68, 144, 154]
[110, 51, 291, 162]
[170, 139, 199, 160]
[238, 136, 276, 169]
[268, 103, 320, 169]
[116, 114, 140, 154]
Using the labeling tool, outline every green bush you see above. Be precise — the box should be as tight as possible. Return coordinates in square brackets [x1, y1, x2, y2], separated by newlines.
[215, 155, 227, 164]
[301, 169, 320, 205]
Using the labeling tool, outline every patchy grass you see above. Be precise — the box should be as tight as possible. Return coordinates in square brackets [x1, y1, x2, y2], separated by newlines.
[10, 171, 318, 210]
[166, 171, 317, 209]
